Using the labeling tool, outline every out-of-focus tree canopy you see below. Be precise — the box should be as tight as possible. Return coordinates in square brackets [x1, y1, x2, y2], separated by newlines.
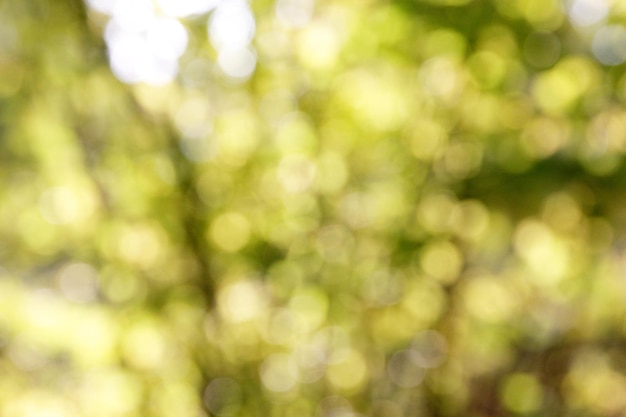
[3, 0, 626, 416]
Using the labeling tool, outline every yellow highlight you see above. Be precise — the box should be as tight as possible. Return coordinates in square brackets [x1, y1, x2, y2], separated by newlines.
[542, 193, 582, 233]
[133, 83, 179, 116]
[209, 212, 251, 252]
[410, 119, 448, 161]
[260, 353, 298, 393]
[532, 70, 580, 115]
[3, 391, 76, 417]
[152, 381, 201, 417]
[371, 307, 426, 350]
[422, 29, 467, 60]
[419, 57, 463, 104]
[532, 57, 599, 115]
[277, 154, 317, 193]
[117, 224, 165, 268]
[18, 209, 57, 254]
[289, 287, 328, 333]
[39, 184, 97, 226]
[69, 308, 118, 368]
[420, 241, 463, 284]
[336, 67, 411, 132]
[216, 110, 260, 167]
[173, 94, 211, 136]
[514, 219, 569, 283]
[274, 112, 317, 154]
[218, 280, 267, 323]
[77, 369, 143, 417]
[521, 117, 569, 158]
[416, 193, 456, 233]
[467, 51, 506, 88]
[451, 199, 489, 241]
[297, 23, 342, 71]
[461, 276, 517, 322]
[326, 349, 368, 394]
[121, 320, 167, 370]
[442, 141, 482, 179]
[522, 0, 563, 30]
[402, 280, 447, 328]
[315, 151, 348, 194]
[564, 351, 626, 414]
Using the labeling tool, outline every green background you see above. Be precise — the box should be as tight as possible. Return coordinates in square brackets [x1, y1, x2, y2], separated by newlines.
[1, 0, 626, 416]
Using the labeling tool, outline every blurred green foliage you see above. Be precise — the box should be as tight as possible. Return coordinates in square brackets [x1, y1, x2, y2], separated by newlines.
[3, 0, 626, 416]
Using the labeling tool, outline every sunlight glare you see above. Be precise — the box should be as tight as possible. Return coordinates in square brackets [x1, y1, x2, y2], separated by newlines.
[567, 0, 608, 27]
[208, 0, 255, 50]
[105, 18, 184, 85]
[146, 17, 189, 61]
[112, 0, 156, 32]
[86, 0, 118, 15]
[107, 28, 178, 84]
[88, 0, 257, 84]
[156, 0, 221, 18]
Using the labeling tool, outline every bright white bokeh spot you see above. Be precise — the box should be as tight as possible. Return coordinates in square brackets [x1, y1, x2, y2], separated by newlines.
[208, 0, 256, 50]
[86, 0, 119, 15]
[106, 29, 147, 84]
[592, 25, 626, 66]
[87, 0, 257, 86]
[108, 36, 178, 84]
[568, 0, 608, 27]
[146, 17, 189, 61]
[112, 0, 156, 32]
[217, 47, 257, 79]
[156, 0, 221, 18]
[276, 0, 314, 28]
[106, 21, 180, 85]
